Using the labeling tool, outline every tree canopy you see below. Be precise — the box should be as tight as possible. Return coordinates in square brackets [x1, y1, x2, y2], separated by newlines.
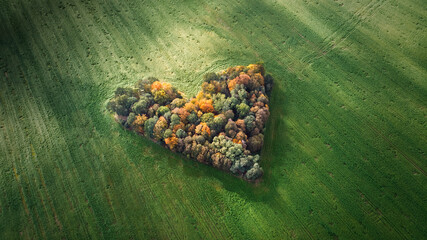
[107, 64, 273, 181]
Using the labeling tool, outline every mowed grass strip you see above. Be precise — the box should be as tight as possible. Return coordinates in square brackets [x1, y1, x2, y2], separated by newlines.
[0, 0, 425, 239]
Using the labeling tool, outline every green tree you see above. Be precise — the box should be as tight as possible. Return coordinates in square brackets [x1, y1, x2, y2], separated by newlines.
[132, 94, 154, 115]
[125, 112, 136, 128]
[187, 112, 199, 124]
[144, 116, 158, 138]
[212, 93, 226, 112]
[244, 115, 256, 132]
[203, 72, 219, 82]
[176, 129, 187, 138]
[163, 129, 173, 139]
[170, 113, 181, 128]
[231, 84, 248, 102]
[157, 106, 170, 116]
[236, 102, 250, 118]
[200, 113, 214, 125]
[244, 163, 263, 180]
[222, 96, 239, 112]
[212, 114, 227, 132]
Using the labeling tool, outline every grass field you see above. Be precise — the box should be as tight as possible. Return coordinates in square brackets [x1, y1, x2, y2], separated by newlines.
[0, 0, 426, 239]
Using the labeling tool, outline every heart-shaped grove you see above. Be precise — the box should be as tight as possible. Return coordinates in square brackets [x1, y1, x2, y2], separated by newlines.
[107, 64, 273, 181]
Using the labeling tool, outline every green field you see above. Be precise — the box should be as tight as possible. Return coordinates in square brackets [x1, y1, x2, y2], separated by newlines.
[1, 0, 426, 239]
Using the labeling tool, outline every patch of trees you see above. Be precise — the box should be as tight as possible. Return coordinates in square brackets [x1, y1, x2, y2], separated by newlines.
[107, 64, 273, 181]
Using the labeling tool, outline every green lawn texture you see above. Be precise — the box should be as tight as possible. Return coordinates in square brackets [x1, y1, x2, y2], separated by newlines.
[0, 0, 426, 239]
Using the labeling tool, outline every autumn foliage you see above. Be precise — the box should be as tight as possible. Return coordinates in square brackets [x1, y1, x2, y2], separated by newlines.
[107, 64, 273, 181]
[199, 99, 214, 113]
